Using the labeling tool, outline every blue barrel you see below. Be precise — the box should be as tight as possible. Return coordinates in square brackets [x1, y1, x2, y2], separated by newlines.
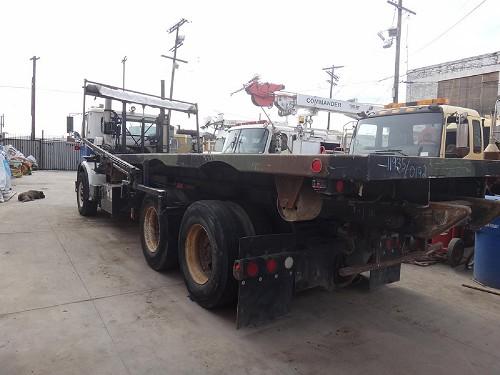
[80, 144, 93, 158]
[474, 195, 500, 289]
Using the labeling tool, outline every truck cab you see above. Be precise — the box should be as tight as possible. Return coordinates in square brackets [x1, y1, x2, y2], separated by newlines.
[85, 105, 196, 153]
[219, 123, 343, 155]
[350, 98, 492, 159]
[85, 105, 160, 151]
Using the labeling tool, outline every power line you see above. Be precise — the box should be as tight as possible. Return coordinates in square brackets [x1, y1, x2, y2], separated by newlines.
[412, 0, 488, 55]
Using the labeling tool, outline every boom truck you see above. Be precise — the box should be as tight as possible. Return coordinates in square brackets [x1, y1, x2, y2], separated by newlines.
[76, 80, 500, 327]
[216, 78, 381, 155]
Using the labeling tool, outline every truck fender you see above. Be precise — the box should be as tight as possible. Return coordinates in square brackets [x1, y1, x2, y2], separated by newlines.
[77, 160, 106, 201]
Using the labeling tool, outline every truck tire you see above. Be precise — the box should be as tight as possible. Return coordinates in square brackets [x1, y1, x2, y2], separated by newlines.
[77, 171, 98, 216]
[140, 197, 179, 271]
[178, 200, 255, 309]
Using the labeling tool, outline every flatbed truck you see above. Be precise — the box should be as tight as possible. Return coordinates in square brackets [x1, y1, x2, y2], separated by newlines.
[76, 81, 500, 327]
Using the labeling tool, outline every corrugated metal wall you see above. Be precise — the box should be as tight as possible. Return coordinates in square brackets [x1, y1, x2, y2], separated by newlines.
[1, 137, 81, 171]
[437, 72, 499, 116]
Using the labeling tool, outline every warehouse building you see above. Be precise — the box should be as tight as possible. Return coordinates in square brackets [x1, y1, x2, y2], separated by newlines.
[406, 51, 500, 116]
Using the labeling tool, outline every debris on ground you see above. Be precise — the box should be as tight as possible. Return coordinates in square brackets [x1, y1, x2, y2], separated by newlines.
[405, 243, 447, 266]
[405, 250, 448, 266]
[462, 283, 500, 297]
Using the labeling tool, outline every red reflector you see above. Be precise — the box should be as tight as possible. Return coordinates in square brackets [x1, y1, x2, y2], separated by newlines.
[74, 145, 81, 151]
[311, 158, 322, 173]
[246, 261, 259, 278]
[233, 262, 241, 272]
[320, 146, 326, 154]
[266, 258, 278, 274]
[336, 180, 344, 193]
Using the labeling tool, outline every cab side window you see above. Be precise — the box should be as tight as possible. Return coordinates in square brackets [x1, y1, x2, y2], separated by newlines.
[472, 120, 481, 153]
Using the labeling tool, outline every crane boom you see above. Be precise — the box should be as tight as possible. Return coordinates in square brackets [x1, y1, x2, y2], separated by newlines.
[242, 78, 380, 119]
[276, 94, 380, 118]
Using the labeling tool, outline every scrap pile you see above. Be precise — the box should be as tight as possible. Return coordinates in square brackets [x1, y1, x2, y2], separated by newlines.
[0, 144, 39, 202]
[2, 145, 37, 177]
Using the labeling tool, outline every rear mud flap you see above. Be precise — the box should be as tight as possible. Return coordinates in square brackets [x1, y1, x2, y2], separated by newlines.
[369, 244, 402, 288]
[235, 234, 296, 329]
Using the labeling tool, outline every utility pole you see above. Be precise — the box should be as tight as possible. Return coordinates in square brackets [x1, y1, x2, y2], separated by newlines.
[387, 0, 415, 103]
[323, 65, 344, 130]
[121, 56, 127, 89]
[161, 18, 189, 153]
[30, 56, 40, 140]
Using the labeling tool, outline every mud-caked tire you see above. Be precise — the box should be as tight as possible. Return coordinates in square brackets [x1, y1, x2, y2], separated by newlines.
[140, 197, 179, 271]
[178, 200, 254, 309]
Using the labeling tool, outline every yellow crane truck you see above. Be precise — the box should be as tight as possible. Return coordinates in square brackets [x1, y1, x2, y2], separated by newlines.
[349, 97, 500, 266]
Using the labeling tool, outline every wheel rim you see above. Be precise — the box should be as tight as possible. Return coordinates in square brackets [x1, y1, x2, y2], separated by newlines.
[144, 206, 160, 253]
[78, 181, 84, 207]
[185, 224, 212, 285]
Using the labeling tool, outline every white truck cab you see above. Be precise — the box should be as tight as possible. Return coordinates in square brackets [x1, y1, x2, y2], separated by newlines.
[218, 123, 343, 155]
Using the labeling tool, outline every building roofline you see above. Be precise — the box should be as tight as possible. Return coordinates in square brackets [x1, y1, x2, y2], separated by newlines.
[407, 51, 500, 74]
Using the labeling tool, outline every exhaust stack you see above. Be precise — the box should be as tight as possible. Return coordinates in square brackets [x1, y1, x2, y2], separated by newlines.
[484, 97, 500, 160]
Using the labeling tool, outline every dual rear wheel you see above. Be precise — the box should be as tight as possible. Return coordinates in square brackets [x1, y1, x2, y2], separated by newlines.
[140, 199, 255, 308]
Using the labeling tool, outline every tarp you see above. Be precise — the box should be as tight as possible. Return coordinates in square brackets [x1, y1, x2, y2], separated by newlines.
[85, 84, 197, 114]
[0, 151, 14, 202]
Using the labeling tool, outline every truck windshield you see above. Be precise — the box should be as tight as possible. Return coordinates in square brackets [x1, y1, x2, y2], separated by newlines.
[350, 112, 443, 157]
[222, 128, 269, 154]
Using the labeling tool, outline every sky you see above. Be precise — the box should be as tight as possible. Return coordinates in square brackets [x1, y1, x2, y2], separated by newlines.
[0, 0, 498, 137]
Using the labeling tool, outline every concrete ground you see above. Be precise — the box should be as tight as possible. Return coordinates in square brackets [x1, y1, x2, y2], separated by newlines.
[1, 171, 500, 375]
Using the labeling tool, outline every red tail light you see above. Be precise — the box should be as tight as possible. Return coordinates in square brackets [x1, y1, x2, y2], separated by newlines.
[246, 261, 259, 278]
[266, 258, 278, 274]
[335, 180, 344, 193]
[311, 158, 322, 173]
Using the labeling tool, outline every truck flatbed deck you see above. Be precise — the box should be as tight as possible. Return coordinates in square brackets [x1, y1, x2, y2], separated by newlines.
[117, 152, 500, 181]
